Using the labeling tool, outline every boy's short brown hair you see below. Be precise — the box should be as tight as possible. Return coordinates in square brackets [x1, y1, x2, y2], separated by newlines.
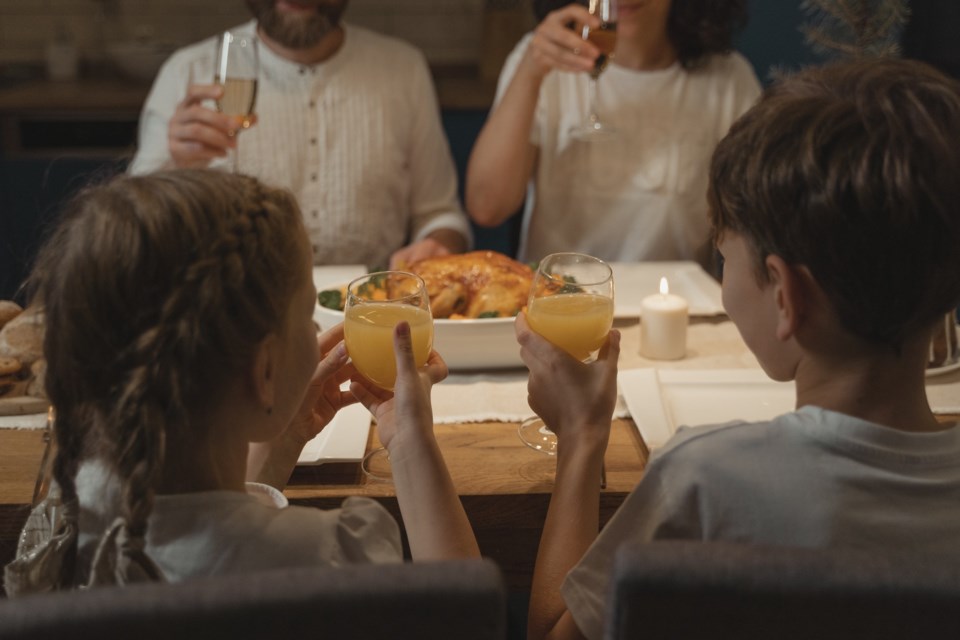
[709, 58, 960, 349]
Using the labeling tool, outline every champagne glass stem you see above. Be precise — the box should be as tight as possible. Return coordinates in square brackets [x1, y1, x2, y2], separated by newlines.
[587, 77, 601, 131]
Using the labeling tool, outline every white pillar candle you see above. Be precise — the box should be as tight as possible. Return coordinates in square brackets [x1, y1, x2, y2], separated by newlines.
[640, 277, 689, 360]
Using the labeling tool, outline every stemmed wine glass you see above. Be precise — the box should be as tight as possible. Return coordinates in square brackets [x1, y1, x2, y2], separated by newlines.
[214, 30, 258, 172]
[570, 0, 619, 141]
[518, 253, 615, 454]
[343, 271, 435, 481]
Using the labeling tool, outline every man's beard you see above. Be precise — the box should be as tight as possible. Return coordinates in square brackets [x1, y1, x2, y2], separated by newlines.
[246, 0, 347, 49]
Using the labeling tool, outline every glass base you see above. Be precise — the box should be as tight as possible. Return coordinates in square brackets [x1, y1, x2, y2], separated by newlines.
[569, 120, 618, 142]
[518, 417, 557, 456]
[361, 446, 392, 482]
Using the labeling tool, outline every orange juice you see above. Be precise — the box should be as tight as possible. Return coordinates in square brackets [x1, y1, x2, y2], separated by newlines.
[344, 303, 434, 390]
[527, 293, 614, 360]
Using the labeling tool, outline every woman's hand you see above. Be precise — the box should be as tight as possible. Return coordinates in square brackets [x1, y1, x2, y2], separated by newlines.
[515, 312, 620, 451]
[350, 322, 447, 453]
[523, 3, 601, 80]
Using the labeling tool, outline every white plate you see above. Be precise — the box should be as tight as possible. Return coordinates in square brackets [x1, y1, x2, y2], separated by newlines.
[297, 399, 371, 466]
[313, 265, 522, 371]
[611, 261, 724, 318]
[619, 368, 795, 450]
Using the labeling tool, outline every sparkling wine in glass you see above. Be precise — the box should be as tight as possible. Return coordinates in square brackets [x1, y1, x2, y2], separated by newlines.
[343, 271, 434, 480]
[215, 31, 258, 172]
[519, 253, 615, 455]
[571, 0, 619, 141]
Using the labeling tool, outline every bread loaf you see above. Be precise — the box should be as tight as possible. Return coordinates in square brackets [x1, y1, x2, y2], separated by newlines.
[0, 300, 23, 330]
[0, 306, 44, 366]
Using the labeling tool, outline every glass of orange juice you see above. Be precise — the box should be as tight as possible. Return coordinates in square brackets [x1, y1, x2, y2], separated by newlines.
[519, 253, 614, 455]
[344, 271, 434, 479]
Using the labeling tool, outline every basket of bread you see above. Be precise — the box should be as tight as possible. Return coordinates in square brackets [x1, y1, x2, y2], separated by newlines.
[0, 301, 47, 415]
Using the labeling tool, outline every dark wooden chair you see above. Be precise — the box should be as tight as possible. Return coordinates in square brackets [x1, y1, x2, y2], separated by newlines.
[0, 558, 507, 640]
[607, 541, 960, 640]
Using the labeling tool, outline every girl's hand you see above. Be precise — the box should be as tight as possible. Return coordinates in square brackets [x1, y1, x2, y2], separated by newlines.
[524, 3, 601, 79]
[350, 322, 447, 453]
[285, 324, 358, 445]
[515, 312, 620, 451]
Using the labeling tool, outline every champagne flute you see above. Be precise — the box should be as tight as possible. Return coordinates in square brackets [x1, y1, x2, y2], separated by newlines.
[343, 271, 434, 480]
[570, 0, 619, 141]
[518, 253, 615, 455]
[214, 30, 258, 173]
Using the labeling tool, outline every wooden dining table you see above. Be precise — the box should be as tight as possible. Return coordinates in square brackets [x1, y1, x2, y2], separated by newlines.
[1, 316, 957, 594]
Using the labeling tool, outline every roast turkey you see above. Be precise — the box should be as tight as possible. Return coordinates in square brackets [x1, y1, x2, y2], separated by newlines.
[395, 251, 534, 319]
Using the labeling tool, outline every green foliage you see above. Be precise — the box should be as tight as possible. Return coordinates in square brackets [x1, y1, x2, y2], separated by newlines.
[800, 0, 910, 59]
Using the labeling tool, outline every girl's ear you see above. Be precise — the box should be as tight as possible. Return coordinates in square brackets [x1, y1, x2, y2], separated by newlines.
[764, 255, 810, 342]
[251, 333, 279, 413]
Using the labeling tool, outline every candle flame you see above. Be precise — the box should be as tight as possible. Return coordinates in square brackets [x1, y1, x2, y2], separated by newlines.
[659, 277, 669, 295]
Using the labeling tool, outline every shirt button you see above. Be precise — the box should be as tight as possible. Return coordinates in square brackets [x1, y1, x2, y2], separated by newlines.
[309, 100, 316, 108]
[299, 67, 306, 75]
[310, 137, 317, 145]
[311, 174, 318, 182]
[312, 211, 319, 220]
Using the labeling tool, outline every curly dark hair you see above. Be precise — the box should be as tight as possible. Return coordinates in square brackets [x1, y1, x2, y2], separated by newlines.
[532, 0, 748, 69]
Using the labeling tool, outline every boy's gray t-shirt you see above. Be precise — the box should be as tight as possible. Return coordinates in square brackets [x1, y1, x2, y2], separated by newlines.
[563, 406, 960, 640]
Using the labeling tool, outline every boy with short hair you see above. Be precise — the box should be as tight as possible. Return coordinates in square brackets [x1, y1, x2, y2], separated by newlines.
[516, 57, 960, 640]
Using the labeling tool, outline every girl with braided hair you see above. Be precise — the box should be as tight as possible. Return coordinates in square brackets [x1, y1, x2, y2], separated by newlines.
[4, 169, 478, 593]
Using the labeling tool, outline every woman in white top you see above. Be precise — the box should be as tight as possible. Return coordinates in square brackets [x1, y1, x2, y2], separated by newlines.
[4, 169, 478, 593]
[466, 0, 760, 266]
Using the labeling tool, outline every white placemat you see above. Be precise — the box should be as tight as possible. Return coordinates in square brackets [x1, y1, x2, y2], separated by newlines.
[0, 412, 48, 430]
[432, 371, 629, 424]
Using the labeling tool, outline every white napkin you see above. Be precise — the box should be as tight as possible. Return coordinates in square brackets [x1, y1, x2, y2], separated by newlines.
[0, 413, 48, 430]
[927, 372, 960, 414]
[432, 371, 629, 424]
[297, 393, 371, 465]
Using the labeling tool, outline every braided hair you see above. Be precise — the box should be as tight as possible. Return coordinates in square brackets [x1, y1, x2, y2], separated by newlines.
[29, 169, 308, 585]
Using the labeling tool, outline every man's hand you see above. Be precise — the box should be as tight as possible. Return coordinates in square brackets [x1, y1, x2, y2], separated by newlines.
[168, 84, 258, 167]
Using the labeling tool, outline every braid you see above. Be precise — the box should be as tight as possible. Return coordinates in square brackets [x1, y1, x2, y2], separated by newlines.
[28, 169, 307, 584]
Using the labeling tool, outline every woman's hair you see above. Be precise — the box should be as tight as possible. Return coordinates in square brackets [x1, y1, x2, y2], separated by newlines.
[30, 169, 308, 582]
[709, 57, 960, 350]
[532, 0, 747, 69]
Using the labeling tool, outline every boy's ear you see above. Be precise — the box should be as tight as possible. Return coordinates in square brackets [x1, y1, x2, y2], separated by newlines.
[251, 334, 279, 413]
[764, 255, 808, 342]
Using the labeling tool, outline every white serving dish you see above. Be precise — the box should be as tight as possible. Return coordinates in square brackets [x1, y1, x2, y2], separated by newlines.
[315, 304, 522, 371]
[313, 265, 523, 371]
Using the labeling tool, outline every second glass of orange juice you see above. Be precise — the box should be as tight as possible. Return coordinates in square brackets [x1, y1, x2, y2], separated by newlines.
[520, 253, 614, 454]
[343, 271, 433, 479]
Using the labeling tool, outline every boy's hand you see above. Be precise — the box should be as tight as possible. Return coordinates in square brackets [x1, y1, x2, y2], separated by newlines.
[515, 312, 620, 451]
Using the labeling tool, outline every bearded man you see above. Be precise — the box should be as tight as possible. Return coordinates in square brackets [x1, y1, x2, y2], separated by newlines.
[129, 0, 471, 268]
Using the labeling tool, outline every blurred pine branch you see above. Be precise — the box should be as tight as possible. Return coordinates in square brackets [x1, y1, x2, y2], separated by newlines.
[800, 0, 910, 59]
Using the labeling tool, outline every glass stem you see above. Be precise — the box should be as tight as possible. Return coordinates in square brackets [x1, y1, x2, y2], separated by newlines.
[588, 77, 601, 130]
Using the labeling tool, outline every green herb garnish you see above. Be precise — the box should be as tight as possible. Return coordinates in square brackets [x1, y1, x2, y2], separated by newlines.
[478, 310, 500, 319]
[317, 289, 343, 310]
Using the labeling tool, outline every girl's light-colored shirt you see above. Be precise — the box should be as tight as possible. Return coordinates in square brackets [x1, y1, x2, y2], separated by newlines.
[76, 460, 402, 582]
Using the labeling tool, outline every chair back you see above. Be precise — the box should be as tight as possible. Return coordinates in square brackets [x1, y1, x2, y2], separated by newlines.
[606, 541, 960, 640]
[0, 558, 507, 640]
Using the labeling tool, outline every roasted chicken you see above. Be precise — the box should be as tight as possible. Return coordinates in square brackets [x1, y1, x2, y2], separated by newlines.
[393, 251, 534, 319]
